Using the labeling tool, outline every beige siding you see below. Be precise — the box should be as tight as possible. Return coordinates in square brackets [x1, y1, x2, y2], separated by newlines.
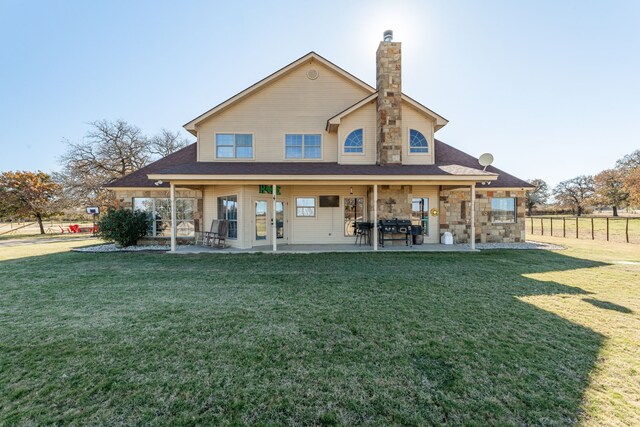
[196, 60, 371, 163]
[412, 185, 441, 243]
[337, 101, 377, 165]
[289, 185, 368, 244]
[402, 104, 436, 165]
[202, 185, 246, 248]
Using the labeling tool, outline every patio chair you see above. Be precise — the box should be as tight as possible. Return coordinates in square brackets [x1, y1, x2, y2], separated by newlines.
[202, 219, 219, 247]
[214, 220, 229, 248]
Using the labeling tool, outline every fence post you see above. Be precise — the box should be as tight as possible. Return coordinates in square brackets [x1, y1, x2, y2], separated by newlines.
[606, 217, 609, 241]
[541, 218, 544, 235]
[591, 217, 594, 240]
[531, 217, 534, 235]
[550, 218, 553, 236]
[627, 217, 630, 243]
[576, 217, 579, 239]
[563, 217, 566, 237]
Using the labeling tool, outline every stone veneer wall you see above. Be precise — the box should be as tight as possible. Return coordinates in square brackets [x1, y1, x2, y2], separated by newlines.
[439, 188, 526, 243]
[113, 188, 204, 239]
[376, 41, 402, 165]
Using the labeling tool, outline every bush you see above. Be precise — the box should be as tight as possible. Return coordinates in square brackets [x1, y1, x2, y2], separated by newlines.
[97, 208, 150, 247]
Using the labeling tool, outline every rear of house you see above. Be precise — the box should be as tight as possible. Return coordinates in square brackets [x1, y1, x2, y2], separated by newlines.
[107, 32, 532, 251]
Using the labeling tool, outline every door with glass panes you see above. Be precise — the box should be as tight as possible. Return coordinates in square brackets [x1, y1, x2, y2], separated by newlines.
[411, 197, 430, 238]
[253, 198, 287, 246]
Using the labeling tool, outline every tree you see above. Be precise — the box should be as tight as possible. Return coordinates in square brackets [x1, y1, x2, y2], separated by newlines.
[593, 169, 629, 216]
[553, 175, 595, 216]
[616, 149, 640, 172]
[525, 179, 549, 215]
[0, 171, 63, 234]
[58, 120, 190, 208]
[625, 167, 640, 207]
[149, 129, 189, 158]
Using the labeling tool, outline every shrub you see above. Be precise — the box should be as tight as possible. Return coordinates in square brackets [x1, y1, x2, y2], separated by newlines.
[97, 208, 150, 247]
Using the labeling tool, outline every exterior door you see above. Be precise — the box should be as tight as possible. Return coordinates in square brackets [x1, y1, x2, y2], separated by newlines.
[253, 198, 287, 246]
[411, 197, 430, 237]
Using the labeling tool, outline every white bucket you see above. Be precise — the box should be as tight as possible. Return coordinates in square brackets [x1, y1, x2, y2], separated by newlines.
[441, 232, 453, 245]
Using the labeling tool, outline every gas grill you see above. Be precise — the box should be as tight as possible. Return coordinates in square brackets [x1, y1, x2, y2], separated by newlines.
[378, 219, 413, 247]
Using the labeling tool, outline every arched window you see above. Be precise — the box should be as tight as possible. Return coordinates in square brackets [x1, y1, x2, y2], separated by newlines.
[409, 129, 429, 153]
[344, 129, 363, 153]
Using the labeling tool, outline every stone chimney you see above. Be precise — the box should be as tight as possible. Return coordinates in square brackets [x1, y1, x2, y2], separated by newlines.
[376, 30, 402, 165]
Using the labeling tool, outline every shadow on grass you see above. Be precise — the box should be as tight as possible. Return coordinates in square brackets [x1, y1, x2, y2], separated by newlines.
[583, 297, 633, 314]
[0, 249, 610, 425]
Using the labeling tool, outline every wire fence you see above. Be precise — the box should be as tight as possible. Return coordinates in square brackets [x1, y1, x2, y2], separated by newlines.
[528, 216, 640, 244]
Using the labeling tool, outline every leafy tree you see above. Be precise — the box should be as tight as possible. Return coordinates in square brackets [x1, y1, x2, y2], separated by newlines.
[593, 169, 628, 216]
[0, 171, 63, 234]
[525, 179, 549, 215]
[553, 175, 595, 216]
[625, 167, 640, 207]
[97, 208, 150, 247]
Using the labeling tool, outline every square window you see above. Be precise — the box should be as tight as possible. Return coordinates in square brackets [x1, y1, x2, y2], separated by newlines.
[491, 198, 516, 223]
[296, 197, 316, 217]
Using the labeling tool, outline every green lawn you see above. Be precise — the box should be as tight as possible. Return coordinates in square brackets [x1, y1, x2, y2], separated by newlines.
[1, 238, 639, 425]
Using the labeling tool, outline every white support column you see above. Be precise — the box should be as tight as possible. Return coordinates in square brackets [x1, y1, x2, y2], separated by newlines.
[373, 184, 378, 251]
[470, 184, 476, 251]
[272, 183, 277, 252]
[170, 182, 177, 253]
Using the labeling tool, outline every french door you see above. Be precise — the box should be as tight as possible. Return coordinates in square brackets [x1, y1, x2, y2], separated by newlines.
[253, 198, 286, 246]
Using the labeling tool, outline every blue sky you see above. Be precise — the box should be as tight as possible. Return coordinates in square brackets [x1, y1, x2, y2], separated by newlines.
[0, 0, 638, 187]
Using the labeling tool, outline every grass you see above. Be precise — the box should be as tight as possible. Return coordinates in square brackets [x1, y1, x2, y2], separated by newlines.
[1, 238, 639, 425]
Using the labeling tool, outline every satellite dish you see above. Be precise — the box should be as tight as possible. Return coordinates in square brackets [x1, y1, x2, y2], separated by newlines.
[478, 153, 494, 171]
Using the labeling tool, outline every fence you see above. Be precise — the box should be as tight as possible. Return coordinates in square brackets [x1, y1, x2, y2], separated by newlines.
[528, 216, 640, 244]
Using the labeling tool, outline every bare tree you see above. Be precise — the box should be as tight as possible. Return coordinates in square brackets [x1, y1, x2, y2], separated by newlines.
[525, 179, 549, 215]
[553, 175, 595, 216]
[149, 129, 189, 158]
[616, 149, 640, 172]
[593, 169, 629, 216]
[58, 120, 149, 207]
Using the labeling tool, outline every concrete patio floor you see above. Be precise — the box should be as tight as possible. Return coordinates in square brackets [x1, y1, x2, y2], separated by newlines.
[173, 243, 475, 254]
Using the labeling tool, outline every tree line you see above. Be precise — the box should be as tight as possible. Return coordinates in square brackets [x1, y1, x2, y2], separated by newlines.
[526, 149, 640, 216]
[0, 120, 189, 233]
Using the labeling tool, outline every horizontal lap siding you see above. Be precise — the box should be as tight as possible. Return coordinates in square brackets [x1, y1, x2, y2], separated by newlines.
[196, 61, 371, 163]
[402, 105, 435, 165]
[338, 102, 377, 165]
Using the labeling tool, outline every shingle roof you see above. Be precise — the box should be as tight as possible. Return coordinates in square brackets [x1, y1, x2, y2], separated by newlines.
[106, 140, 532, 189]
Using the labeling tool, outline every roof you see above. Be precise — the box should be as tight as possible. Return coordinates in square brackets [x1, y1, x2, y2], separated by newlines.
[433, 140, 533, 189]
[106, 140, 532, 189]
[106, 143, 197, 188]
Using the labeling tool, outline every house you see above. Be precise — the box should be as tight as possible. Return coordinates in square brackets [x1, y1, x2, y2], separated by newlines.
[107, 31, 533, 251]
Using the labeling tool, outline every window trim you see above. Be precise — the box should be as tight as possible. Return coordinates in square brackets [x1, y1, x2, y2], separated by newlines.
[283, 132, 324, 161]
[295, 196, 317, 217]
[132, 197, 197, 237]
[490, 197, 517, 224]
[217, 193, 239, 240]
[214, 132, 255, 161]
[342, 128, 365, 156]
[407, 128, 430, 156]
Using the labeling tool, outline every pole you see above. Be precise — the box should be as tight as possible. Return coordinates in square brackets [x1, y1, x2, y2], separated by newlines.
[626, 217, 630, 243]
[470, 184, 476, 250]
[563, 217, 566, 237]
[373, 185, 378, 251]
[576, 217, 579, 239]
[541, 217, 544, 236]
[550, 217, 553, 237]
[272, 183, 277, 252]
[531, 217, 534, 234]
[170, 182, 177, 252]
[606, 217, 609, 241]
[591, 217, 595, 240]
